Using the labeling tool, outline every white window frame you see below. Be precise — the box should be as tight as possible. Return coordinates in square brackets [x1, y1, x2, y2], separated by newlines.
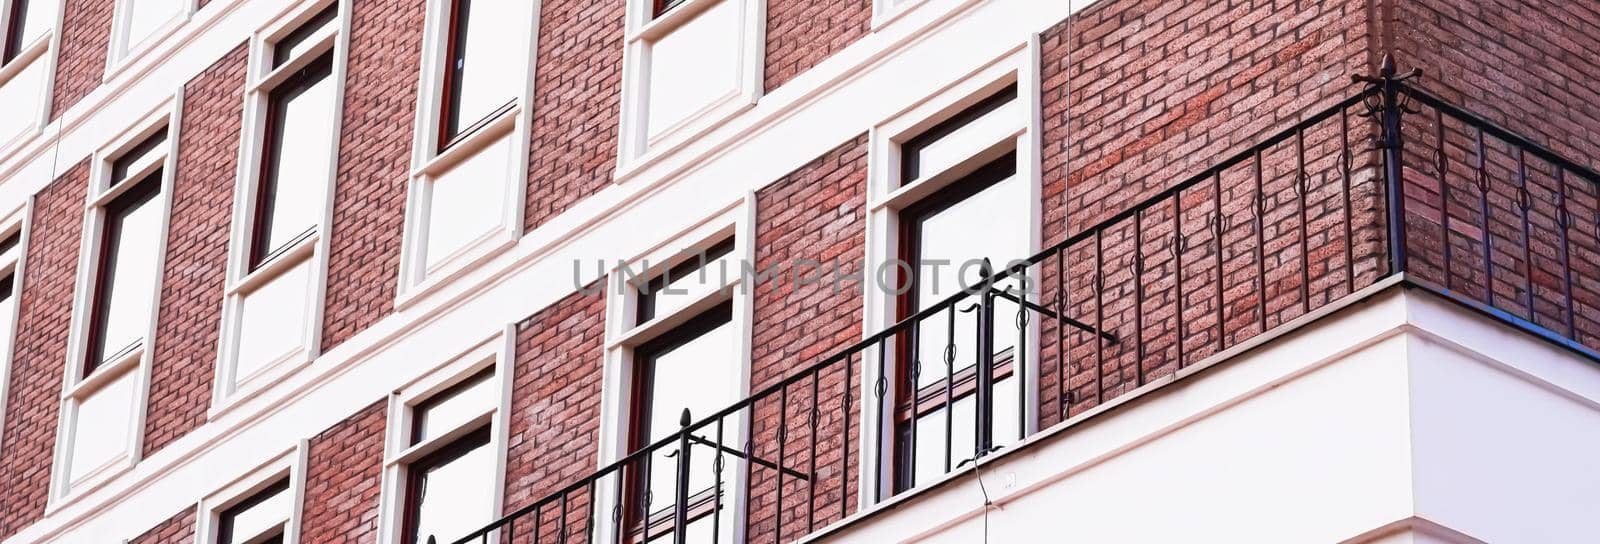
[615, 0, 765, 176]
[50, 100, 179, 508]
[193, 442, 309, 544]
[0, 203, 31, 455]
[396, 0, 540, 305]
[859, 41, 1041, 503]
[0, 0, 62, 152]
[105, 0, 195, 77]
[595, 194, 756, 544]
[375, 328, 513, 544]
[211, 0, 349, 418]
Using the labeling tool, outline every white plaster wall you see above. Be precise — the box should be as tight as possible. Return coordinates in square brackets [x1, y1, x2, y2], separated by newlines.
[816, 289, 1600, 544]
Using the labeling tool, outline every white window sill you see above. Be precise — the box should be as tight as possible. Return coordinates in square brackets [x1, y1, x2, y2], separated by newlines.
[395, 227, 519, 311]
[871, 0, 928, 30]
[63, 344, 143, 401]
[228, 230, 318, 295]
[615, 94, 757, 184]
[412, 103, 521, 179]
[47, 456, 136, 515]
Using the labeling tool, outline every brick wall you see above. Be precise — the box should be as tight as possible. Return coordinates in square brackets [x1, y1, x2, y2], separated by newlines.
[763, 0, 871, 93]
[0, 161, 85, 540]
[745, 134, 867, 541]
[125, 506, 196, 544]
[142, 43, 247, 457]
[500, 285, 605, 542]
[320, 0, 426, 353]
[522, 0, 624, 232]
[300, 400, 386, 544]
[1035, 0, 1385, 422]
[50, 0, 113, 119]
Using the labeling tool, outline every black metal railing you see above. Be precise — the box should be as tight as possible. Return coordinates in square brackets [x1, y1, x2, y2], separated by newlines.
[445, 57, 1600, 544]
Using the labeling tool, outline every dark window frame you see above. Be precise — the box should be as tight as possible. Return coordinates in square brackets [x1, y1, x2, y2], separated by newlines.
[652, 0, 688, 18]
[216, 478, 292, 544]
[890, 152, 1017, 492]
[270, 4, 337, 69]
[249, 52, 334, 270]
[84, 172, 162, 377]
[400, 425, 492, 544]
[2, 0, 31, 63]
[635, 239, 736, 325]
[898, 84, 1017, 182]
[622, 301, 734, 542]
[407, 368, 494, 446]
[434, 0, 516, 152]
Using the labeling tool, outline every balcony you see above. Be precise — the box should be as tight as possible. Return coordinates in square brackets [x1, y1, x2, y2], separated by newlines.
[442, 59, 1600, 544]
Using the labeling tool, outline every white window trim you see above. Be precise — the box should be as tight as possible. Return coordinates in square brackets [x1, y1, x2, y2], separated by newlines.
[210, 0, 349, 420]
[0, 203, 31, 455]
[870, 0, 925, 29]
[594, 193, 756, 544]
[0, 0, 61, 153]
[859, 41, 1041, 504]
[614, 0, 765, 178]
[375, 328, 513, 544]
[193, 442, 309, 544]
[49, 98, 180, 510]
[104, 0, 196, 81]
[395, 0, 540, 308]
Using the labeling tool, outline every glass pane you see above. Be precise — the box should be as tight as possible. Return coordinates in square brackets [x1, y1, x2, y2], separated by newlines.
[442, 0, 526, 141]
[123, 0, 183, 51]
[911, 173, 1028, 388]
[110, 129, 167, 185]
[409, 440, 494, 544]
[255, 61, 335, 265]
[642, 319, 738, 517]
[908, 376, 1017, 487]
[637, 242, 735, 324]
[5, 0, 56, 60]
[425, 134, 511, 268]
[906, 99, 1020, 182]
[92, 182, 163, 370]
[70, 370, 137, 483]
[235, 258, 314, 384]
[218, 481, 290, 544]
[271, 6, 336, 68]
[412, 372, 495, 445]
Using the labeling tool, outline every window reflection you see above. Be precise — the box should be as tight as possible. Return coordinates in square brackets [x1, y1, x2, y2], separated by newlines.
[218, 479, 291, 544]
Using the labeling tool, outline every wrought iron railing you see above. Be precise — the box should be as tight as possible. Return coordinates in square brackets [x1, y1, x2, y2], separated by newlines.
[443, 57, 1600, 544]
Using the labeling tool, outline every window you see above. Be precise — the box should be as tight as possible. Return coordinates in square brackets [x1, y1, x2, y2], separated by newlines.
[0, 219, 25, 455]
[217, 479, 292, 544]
[398, 0, 530, 297]
[199, 445, 306, 544]
[2, 0, 52, 64]
[864, 67, 1038, 497]
[87, 129, 166, 375]
[249, 13, 335, 268]
[56, 117, 173, 497]
[436, 0, 523, 150]
[399, 370, 497, 544]
[216, 4, 342, 407]
[112, 0, 184, 61]
[617, 0, 763, 166]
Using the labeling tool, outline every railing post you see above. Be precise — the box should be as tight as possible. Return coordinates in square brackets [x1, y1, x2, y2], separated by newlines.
[674, 409, 692, 544]
[974, 260, 996, 457]
[1356, 54, 1423, 276]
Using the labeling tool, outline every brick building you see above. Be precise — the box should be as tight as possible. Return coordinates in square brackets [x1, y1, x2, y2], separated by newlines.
[0, 0, 1597, 542]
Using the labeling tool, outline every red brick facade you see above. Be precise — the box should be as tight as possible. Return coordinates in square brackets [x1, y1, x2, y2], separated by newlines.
[319, 0, 426, 353]
[0, 161, 86, 540]
[142, 43, 248, 457]
[522, 0, 625, 232]
[125, 506, 196, 544]
[49, 0, 112, 119]
[9, 0, 1600, 542]
[763, 0, 872, 93]
[300, 400, 386, 544]
[745, 135, 868, 540]
[501, 284, 606, 542]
